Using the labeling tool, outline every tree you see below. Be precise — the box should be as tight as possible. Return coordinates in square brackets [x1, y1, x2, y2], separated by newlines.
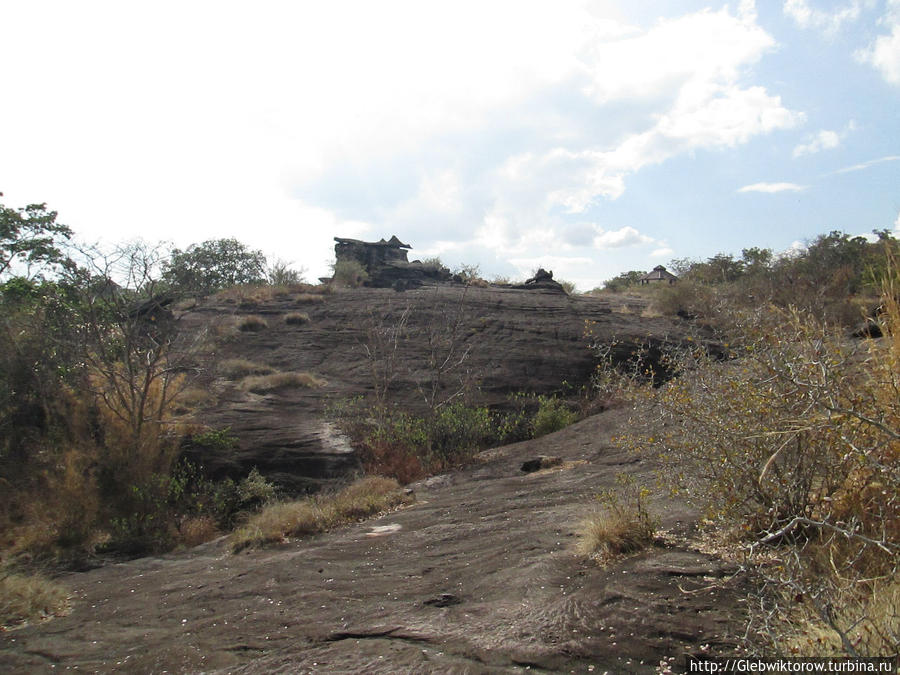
[602, 270, 646, 292]
[162, 238, 266, 295]
[265, 258, 306, 286]
[0, 192, 73, 280]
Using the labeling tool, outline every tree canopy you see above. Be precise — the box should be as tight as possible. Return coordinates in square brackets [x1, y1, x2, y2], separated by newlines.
[0, 192, 73, 280]
[162, 238, 266, 295]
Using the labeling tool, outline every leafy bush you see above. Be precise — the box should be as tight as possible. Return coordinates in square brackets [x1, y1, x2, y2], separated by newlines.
[331, 259, 368, 288]
[531, 395, 577, 437]
[163, 238, 267, 296]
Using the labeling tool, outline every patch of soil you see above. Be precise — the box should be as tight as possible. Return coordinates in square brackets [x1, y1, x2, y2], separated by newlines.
[1, 408, 752, 673]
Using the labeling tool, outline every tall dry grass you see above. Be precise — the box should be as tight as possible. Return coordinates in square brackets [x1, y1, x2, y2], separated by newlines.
[231, 476, 411, 552]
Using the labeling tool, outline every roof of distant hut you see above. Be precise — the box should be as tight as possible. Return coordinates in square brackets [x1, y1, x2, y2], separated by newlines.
[638, 265, 678, 282]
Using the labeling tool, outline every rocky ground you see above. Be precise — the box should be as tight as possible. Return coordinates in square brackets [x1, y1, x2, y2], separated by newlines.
[1, 408, 750, 674]
[177, 283, 691, 493]
[1, 283, 751, 673]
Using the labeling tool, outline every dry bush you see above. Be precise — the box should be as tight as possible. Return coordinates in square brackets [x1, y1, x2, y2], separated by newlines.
[777, 578, 899, 656]
[0, 570, 69, 629]
[231, 476, 410, 552]
[237, 315, 268, 332]
[621, 260, 900, 655]
[220, 358, 275, 379]
[239, 371, 325, 393]
[359, 440, 427, 485]
[175, 515, 220, 548]
[284, 312, 309, 325]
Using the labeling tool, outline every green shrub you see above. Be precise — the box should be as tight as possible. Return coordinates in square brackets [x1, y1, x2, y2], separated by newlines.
[190, 427, 238, 451]
[331, 259, 368, 288]
[531, 396, 577, 437]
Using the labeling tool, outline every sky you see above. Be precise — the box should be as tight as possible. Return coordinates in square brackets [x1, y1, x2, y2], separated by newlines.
[1, 0, 898, 290]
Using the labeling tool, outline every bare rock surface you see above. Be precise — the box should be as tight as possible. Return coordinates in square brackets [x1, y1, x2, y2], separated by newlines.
[1, 409, 749, 673]
[178, 285, 694, 492]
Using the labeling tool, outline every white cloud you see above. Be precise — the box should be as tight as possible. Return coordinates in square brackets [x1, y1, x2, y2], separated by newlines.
[833, 155, 900, 173]
[857, 0, 900, 85]
[895, 210, 900, 232]
[783, 0, 870, 36]
[793, 129, 841, 157]
[738, 182, 808, 192]
[651, 247, 675, 258]
[593, 226, 653, 249]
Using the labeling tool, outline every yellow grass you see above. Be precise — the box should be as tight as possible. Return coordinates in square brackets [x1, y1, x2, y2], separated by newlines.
[0, 571, 70, 630]
[576, 509, 654, 559]
[231, 476, 411, 552]
[284, 312, 310, 325]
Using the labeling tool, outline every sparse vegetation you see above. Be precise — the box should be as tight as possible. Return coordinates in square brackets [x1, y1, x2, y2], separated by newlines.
[220, 358, 276, 379]
[240, 371, 326, 393]
[0, 570, 70, 629]
[237, 314, 268, 332]
[294, 293, 326, 304]
[265, 258, 306, 286]
[284, 311, 309, 325]
[577, 474, 656, 561]
[231, 476, 411, 552]
[558, 279, 577, 294]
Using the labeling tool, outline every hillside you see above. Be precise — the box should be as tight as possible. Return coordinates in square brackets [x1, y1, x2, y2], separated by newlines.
[177, 283, 692, 493]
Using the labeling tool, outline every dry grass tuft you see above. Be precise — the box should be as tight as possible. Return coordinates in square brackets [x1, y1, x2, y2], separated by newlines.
[231, 476, 411, 552]
[176, 516, 220, 548]
[220, 358, 276, 379]
[0, 571, 70, 630]
[576, 509, 654, 560]
[294, 293, 326, 304]
[239, 371, 326, 393]
[284, 312, 310, 325]
[237, 315, 268, 332]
